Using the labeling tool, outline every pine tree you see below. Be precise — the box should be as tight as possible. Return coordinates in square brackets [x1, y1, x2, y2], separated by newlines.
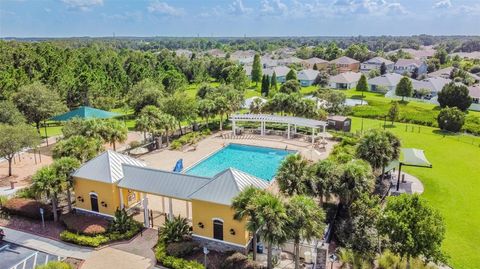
[286, 69, 297, 81]
[271, 71, 278, 91]
[261, 75, 268, 96]
[265, 75, 270, 97]
[356, 74, 368, 102]
[380, 62, 387, 75]
[313, 63, 318, 70]
[251, 54, 262, 85]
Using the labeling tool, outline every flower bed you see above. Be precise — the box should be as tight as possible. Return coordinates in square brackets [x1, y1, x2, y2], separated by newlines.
[62, 213, 109, 235]
[2, 198, 53, 220]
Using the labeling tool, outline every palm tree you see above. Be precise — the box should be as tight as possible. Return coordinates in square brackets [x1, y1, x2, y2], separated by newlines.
[51, 157, 81, 212]
[254, 192, 288, 269]
[214, 96, 229, 131]
[52, 135, 103, 163]
[231, 186, 266, 261]
[135, 114, 152, 141]
[32, 166, 66, 222]
[105, 120, 128, 151]
[311, 159, 339, 206]
[286, 195, 326, 269]
[276, 154, 310, 196]
[334, 159, 375, 208]
[197, 99, 216, 129]
[249, 98, 264, 114]
[157, 113, 176, 146]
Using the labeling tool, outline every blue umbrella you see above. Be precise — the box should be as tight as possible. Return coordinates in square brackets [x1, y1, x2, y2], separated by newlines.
[173, 159, 183, 172]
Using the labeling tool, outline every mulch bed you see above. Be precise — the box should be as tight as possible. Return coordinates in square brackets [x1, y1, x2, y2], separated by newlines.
[64, 257, 84, 269]
[0, 214, 65, 240]
[184, 249, 230, 269]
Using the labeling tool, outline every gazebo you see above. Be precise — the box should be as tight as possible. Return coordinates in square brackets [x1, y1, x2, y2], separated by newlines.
[229, 114, 327, 144]
[51, 106, 121, 121]
[385, 148, 432, 191]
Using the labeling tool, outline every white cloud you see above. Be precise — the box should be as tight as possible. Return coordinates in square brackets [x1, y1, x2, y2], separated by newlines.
[61, 0, 103, 11]
[457, 3, 480, 15]
[332, 0, 407, 15]
[261, 0, 288, 15]
[229, 0, 252, 15]
[148, 1, 185, 16]
[434, 0, 451, 9]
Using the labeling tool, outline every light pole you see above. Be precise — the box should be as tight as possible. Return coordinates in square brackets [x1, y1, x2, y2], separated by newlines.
[203, 246, 209, 268]
[329, 253, 338, 269]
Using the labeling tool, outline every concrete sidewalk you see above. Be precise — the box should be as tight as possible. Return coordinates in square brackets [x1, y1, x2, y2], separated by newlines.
[0, 226, 93, 260]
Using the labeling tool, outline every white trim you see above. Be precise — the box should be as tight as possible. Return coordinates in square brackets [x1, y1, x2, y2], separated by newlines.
[89, 192, 98, 197]
[192, 234, 250, 248]
[212, 217, 224, 223]
[73, 207, 114, 218]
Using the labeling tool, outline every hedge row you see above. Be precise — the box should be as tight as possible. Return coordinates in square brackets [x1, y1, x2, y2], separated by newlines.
[155, 242, 204, 269]
[2, 198, 53, 220]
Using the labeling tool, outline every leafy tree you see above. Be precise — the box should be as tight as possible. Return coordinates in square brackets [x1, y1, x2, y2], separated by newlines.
[285, 195, 325, 269]
[261, 75, 270, 96]
[292, 98, 318, 118]
[356, 129, 401, 176]
[32, 166, 65, 222]
[395, 77, 413, 101]
[270, 71, 278, 91]
[264, 92, 298, 115]
[128, 79, 164, 114]
[333, 159, 375, 207]
[276, 154, 310, 196]
[286, 69, 297, 81]
[196, 98, 216, 129]
[279, 80, 301, 94]
[51, 157, 80, 212]
[249, 98, 264, 114]
[161, 69, 187, 94]
[196, 83, 215, 99]
[356, 74, 368, 101]
[311, 159, 339, 206]
[156, 113, 176, 146]
[388, 101, 400, 125]
[437, 82, 472, 111]
[53, 135, 103, 163]
[162, 92, 196, 134]
[0, 124, 40, 176]
[379, 194, 447, 265]
[0, 100, 25, 125]
[312, 71, 330, 87]
[251, 54, 262, 85]
[315, 88, 348, 114]
[232, 186, 266, 261]
[437, 107, 465, 132]
[434, 47, 448, 65]
[427, 58, 440, 73]
[380, 62, 387, 75]
[13, 81, 67, 132]
[253, 192, 288, 269]
[368, 68, 380, 79]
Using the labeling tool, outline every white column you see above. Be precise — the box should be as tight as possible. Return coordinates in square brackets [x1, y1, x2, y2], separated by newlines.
[186, 201, 190, 220]
[119, 188, 124, 209]
[142, 193, 149, 228]
[294, 125, 297, 134]
[232, 120, 236, 136]
[169, 197, 173, 220]
[311, 127, 315, 145]
[287, 124, 291, 139]
[162, 196, 166, 214]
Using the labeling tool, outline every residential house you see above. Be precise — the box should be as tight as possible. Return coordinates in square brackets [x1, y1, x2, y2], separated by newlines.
[468, 85, 480, 104]
[367, 73, 406, 92]
[428, 66, 480, 83]
[303, 57, 329, 70]
[330, 56, 360, 73]
[174, 49, 193, 58]
[361, 57, 394, 73]
[277, 56, 303, 67]
[387, 46, 436, 60]
[412, 77, 451, 97]
[393, 59, 428, 76]
[329, 71, 362, 89]
[205, 49, 226, 58]
[297, 69, 320, 86]
[230, 50, 256, 61]
[263, 66, 291, 83]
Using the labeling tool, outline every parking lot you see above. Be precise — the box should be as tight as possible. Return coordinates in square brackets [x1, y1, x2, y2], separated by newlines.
[0, 241, 63, 269]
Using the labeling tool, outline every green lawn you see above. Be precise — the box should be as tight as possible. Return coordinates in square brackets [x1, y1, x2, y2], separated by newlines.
[350, 117, 480, 269]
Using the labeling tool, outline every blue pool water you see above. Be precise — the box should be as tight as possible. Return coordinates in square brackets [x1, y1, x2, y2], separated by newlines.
[186, 144, 295, 181]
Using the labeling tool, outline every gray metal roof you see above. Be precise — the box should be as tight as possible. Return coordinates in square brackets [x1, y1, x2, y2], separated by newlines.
[118, 165, 212, 200]
[329, 71, 362, 84]
[72, 150, 146, 184]
[189, 168, 270, 205]
[367, 73, 405, 87]
[229, 114, 327, 128]
[363, 56, 394, 65]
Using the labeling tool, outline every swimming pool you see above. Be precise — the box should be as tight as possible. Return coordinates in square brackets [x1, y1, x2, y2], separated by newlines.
[186, 144, 295, 181]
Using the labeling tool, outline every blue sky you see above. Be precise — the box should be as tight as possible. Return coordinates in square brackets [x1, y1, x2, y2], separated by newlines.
[1, 0, 479, 37]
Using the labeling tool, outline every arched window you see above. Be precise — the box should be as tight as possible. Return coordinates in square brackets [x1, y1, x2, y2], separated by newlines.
[213, 219, 224, 241]
[90, 193, 99, 212]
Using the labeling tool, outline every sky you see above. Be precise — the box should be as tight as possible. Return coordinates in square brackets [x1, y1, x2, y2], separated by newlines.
[0, 0, 479, 37]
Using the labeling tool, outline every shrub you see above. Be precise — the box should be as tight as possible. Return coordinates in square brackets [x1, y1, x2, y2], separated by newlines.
[166, 241, 200, 258]
[437, 107, 465, 132]
[155, 243, 204, 269]
[221, 252, 265, 269]
[35, 261, 72, 269]
[3, 198, 53, 220]
[109, 208, 137, 233]
[158, 215, 191, 244]
[129, 140, 142, 149]
[0, 195, 8, 207]
[60, 231, 109, 247]
[15, 186, 38, 199]
[170, 140, 183, 150]
[463, 114, 480, 135]
[437, 82, 472, 111]
[62, 213, 108, 235]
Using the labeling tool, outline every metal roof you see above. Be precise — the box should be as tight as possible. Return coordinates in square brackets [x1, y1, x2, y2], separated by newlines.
[51, 106, 121, 121]
[367, 73, 405, 87]
[72, 151, 146, 184]
[363, 56, 394, 65]
[118, 165, 212, 200]
[189, 168, 270, 206]
[229, 114, 327, 128]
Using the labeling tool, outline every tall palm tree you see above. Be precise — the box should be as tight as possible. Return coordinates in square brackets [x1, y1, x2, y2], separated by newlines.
[105, 120, 128, 151]
[311, 159, 339, 206]
[51, 157, 81, 212]
[214, 96, 229, 131]
[286, 195, 326, 269]
[334, 160, 375, 208]
[276, 154, 310, 196]
[254, 192, 288, 269]
[231, 186, 266, 261]
[32, 166, 66, 222]
[157, 113, 176, 146]
[197, 99, 216, 129]
[249, 98, 264, 114]
[135, 114, 152, 141]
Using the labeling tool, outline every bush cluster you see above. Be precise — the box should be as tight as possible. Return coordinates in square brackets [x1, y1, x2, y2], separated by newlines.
[62, 213, 109, 235]
[220, 252, 265, 269]
[166, 241, 200, 258]
[155, 242, 204, 269]
[35, 261, 73, 269]
[3, 198, 53, 220]
[170, 129, 211, 150]
[60, 231, 110, 247]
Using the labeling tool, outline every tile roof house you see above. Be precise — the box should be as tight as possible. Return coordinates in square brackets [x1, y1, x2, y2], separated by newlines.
[412, 77, 451, 95]
[361, 57, 394, 73]
[329, 71, 362, 89]
[330, 56, 360, 73]
[394, 59, 428, 75]
[468, 84, 480, 104]
[303, 57, 329, 69]
[297, 69, 320, 86]
[367, 73, 406, 92]
[263, 66, 291, 83]
[428, 66, 480, 83]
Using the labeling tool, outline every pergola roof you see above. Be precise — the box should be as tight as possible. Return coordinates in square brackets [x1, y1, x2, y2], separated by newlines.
[51, 106, 121, 121]
[230, 114, 327, 128]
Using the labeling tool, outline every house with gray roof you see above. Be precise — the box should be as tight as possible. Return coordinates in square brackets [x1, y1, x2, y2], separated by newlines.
[329, 71, 362, 89]
[367, 73, 406, 92]
[297, 69, 320, 86]
[361, 57, 394, 73]
[394, 59, 427, 75]
[263, 66, 291, 83]
[468, 85, 480, 104]
[412, 77, 451, 96]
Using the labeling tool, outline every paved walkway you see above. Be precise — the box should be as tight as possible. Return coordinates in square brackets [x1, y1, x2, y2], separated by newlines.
[81, 228, 159, 269]
[0, 226, 94, 260]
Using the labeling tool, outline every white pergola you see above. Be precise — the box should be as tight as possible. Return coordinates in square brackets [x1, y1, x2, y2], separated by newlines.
[230, 114, 327, 144]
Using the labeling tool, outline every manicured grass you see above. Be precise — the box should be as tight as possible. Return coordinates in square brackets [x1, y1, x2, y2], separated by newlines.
[350, 117, 480, 269]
